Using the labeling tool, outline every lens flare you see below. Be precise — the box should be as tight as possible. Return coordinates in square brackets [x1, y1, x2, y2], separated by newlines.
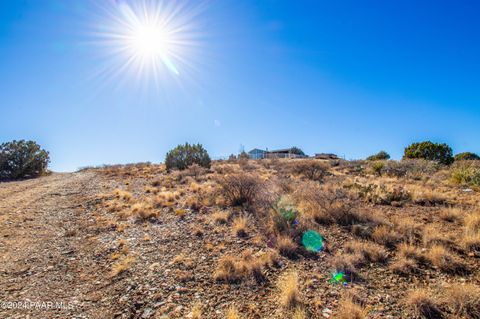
[91, 0, 204, 89]
[301, 230, 324, 253]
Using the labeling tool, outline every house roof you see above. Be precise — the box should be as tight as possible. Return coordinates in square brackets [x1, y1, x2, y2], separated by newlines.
[248, 148, 267, 154]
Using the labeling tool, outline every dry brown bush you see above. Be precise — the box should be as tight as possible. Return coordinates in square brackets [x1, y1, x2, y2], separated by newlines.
[109, 256, 135, 278]
[398, 243, 425, 262]
[114, 189, 133, 201]
[294, 182, 380, 228]
[213, 252, 272, 284]
[288, 160, 330, 181]
[277, 271, 301, 309]
[131, 202, 158, 221]
[439, 207, 463, 223]
[443, 284, 480, 319]
[276, 235, 298, 258]
[232, 215, 249, 237]
[218, 173, 262, 207]
[211, 210, 230, 224]
[344, 241, 388, 265]
[393, 217, 422, 244]
[461, 233, 480, 255]
[333, 294, 367, 319]
[389, 257, 419, 275]
[371, 225, 401, 248]
[465, 212, 480, 235]
[226, 306, 241, 319]
[405, 289, 443, 319]
[213, 255, 245, 283]
[422, 225, 455, 248]
[426, 245, 467, 274]
[331, 254, 360, 281]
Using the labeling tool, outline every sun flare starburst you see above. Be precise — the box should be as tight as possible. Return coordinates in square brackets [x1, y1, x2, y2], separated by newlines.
[92, 0, 204, 88]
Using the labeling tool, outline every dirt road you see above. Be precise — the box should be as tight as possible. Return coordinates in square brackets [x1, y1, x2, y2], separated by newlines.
[0, 172, 104, 319]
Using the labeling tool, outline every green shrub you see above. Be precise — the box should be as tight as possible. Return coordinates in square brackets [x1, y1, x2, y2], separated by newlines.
[165, 143, 211, 171]
[403, 141, 454, 165]
[0, 140, 50, 180]
[367, 151, 390, 161]
[371, 161, 385, 176]
[451, 161, 480, 186]
[454, 152, 480, 161]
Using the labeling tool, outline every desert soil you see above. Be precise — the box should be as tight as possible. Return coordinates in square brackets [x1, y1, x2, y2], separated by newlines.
[0, 165, 478, 319]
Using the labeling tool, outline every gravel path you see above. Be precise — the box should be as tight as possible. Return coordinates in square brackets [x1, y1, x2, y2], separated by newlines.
[0, 172, 103, 319]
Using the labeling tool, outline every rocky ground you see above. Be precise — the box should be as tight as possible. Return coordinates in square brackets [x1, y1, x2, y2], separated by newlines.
[0, 160, 479, 319]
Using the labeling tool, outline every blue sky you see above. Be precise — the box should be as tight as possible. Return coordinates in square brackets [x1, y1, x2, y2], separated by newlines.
[1, 0, 479, 171]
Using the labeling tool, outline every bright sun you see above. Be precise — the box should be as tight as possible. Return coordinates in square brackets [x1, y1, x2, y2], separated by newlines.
[94, 0, 203, 84]
[130, 25, 171, 58]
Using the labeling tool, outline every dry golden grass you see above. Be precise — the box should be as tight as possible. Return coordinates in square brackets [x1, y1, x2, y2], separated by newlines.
[114, 189, 133, 201]
[371, 225, 401, 248]
[292, 306, 306, 319]
[426, 245, 467, 274]
[464, 212, 480, 235]
[226, 306, 241, 319]
[232, 215, 249, 237]
[214, 250, 273, 284]
[213, 255, 246, 283]
[190, 303, 202, 319]
[405, 289, 443, 319]
[333, 295, 367, 319]
[212, 210, 230, 224]
[461, 211, 480, 254]
[422, 224, 454, 248]
[110, 252, 122, 260]
[131, 202, 158, 220]
[260, 250, 281, 268]
[277, 271, 300, 309]
[172, 253, 194, 268]
[174, 208, 187, 218]
[444, 284, 480, 319]
[153, 191, 177, 208]
[389, 256, 418, 275]
[439, 207, 463, 223]
[461, 233, 480, 254]
[344, 241, 388, 265]
[331, 254, 358, 281]
[397, 243, 424, 261]
[185, 195, 202, 211]
[408, 185, 446, 205]
[109, 256, 135, 278]
[393, 217, 421, 244]
[276, 235, 298, 258]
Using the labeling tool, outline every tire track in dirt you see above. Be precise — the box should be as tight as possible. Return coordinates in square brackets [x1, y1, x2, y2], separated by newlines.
[0, 172, 107, 319]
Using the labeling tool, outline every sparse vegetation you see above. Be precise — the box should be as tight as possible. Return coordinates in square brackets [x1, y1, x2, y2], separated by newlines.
[451, 161, 480, 186]
[367, 150, 390, 161]
[444, 284, 480, 319]
[403, 141, 454, 165]
[276, 235, 298, 258]
[218, 172, 261, 207]
[288, 160, 329, 181]
[0, 139, 50, 180]
[277, 271, 300, 309]
[333, 294, 367, 319]
[405, 289, 443, 319]
[165, 142, 211, 171]
[232, 215, 249, 237]
[454, 152, 480, 161]
[3, 157, 479, 319]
